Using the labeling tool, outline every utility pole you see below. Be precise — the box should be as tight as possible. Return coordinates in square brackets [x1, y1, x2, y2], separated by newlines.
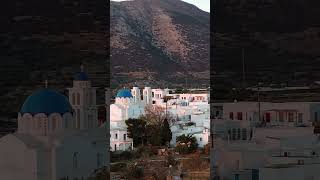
[242, 47, 246, 88]
[257, 83, 262, 125]
[258, 87, 261, 123]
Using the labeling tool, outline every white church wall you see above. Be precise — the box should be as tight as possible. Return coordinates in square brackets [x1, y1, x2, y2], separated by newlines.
[55, 135, 106, 180]
[0, 135, 37, 180]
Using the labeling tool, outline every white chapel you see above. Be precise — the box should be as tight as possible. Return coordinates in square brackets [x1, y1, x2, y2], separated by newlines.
[0, 66, 108, 180]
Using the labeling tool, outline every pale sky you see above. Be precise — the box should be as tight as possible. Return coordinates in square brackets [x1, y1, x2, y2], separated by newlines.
[111, 0, 210, 13]
[181, 0, 210, 13]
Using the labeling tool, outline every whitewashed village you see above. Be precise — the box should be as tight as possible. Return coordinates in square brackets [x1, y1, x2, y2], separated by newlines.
[110, 87, 210, 151]
[0, 66, 109, 180]
[109, 86, 211, 179]
[211, 92, 320, 180]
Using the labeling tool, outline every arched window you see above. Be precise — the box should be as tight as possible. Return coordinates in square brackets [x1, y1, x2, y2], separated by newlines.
[77, 93, 80, 105]
[72, 93, 75, 105]
[73, 152, 78, 169]
[38, 118, 42, 129]
[52, 116, 57, 131]
[33, 117, 37, 131]
[65, 118, 68, 129]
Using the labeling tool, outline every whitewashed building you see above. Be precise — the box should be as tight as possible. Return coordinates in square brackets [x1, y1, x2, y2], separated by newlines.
[212, 126, 320, 180]
[109, 86, 210, 151]
[109, 87, 146, 151]
[218, 102, 315, 127]
[0, 68, 107, 180]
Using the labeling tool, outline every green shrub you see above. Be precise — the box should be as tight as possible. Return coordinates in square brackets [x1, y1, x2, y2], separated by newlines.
[175, 134, 198, 154]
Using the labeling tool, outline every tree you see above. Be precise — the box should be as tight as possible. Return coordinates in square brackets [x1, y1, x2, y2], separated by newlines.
[175, 134, 198, 154]
[125, 118, 147, 146]
[161, 118, 172, 146]
[140, 105, 174, 146]
[146, 124, 162, 146]
[141, 105, 176, 126]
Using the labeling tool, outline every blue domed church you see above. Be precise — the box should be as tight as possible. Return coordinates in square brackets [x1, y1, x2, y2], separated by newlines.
[109, 87, 148, 151]
[0, 66, 108, 180]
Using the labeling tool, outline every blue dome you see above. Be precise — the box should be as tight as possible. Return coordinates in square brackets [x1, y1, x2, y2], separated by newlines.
[74, 72, 89, 81]
[20, 89, 73, 115]
[116, 89, 133, 98]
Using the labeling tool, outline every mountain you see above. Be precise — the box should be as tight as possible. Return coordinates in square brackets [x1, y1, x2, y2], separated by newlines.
[110, 0, 210, 89]
[0, 0, 108, 118]
[213, 0, 320, 89]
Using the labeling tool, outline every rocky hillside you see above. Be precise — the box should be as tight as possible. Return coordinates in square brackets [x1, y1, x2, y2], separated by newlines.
[110, 0, 210, 89]
[213, 0, 320, 89]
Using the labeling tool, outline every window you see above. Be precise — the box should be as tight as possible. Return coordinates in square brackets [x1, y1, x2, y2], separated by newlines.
[114, 144, 117, 151]
[237, 128, 241, 140]
[242, 128, 247, 140]
[229, 112, 234, 120]
[288, 112, 294, 122]
[115, 133, 118, 139]
[279, 112, 284, 122]
[123, 134, 126, 141]
[72, 93, 75, 105]
[52, 116, 57, 130]
[232, 128, 236, 140]
[298, 113, 303, 123]
[77, 93, 80, 105]
[237, 112, 243, 120]
[73, 152, 78, 169]
[298, 160, 304, 165]
[265, 112, 271, 123]
[65, 118, 68, 129]
[200, 137, 202, 141]
[38, 118, 42, 129]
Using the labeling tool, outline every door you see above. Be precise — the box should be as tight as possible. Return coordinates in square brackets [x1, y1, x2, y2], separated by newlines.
[266, 112, 271, 123]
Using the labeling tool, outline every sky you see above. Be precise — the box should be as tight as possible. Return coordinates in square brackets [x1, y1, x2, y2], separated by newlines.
[181, 0, 210, 13]
[111, 0, 210, 13]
